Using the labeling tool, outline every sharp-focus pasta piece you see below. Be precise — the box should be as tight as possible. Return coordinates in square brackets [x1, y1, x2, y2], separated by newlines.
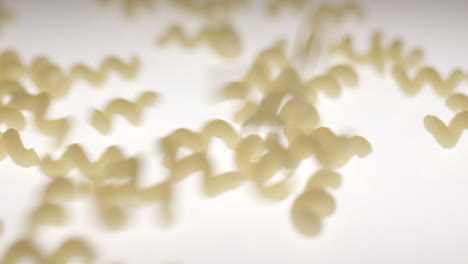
[90, 91, 158, 134]
[392, 66, 464, 97]
[424, 112, 468, 149]
[157, 23, 242, 59]
[70, 56, 140, 87]
[0, 129, 39, 167]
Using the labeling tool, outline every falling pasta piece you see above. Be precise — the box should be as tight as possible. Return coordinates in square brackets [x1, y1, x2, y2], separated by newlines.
[1, 129, 39, 168]
[201, 119, 240, 149]
[233, 100, 258, 124]
[30, 57, 71, 99]
[446, 93, 468, 112]
[42, 178, 76, 202]
[221, 81, 250, 100]
[97, 203, 128, 230]
[424, 112, 468, 149]
[392, 65, 464, 97]
[332, 32, 424, 72]
[310, 2, 364, 29]
[90, 91, 159, 134]
[266, 0, 306, 16]
[157, 23, 242, 59]
[28, 202, 66, 236]
[0, 239, 44, 264]
[290, 196, 323, 237]
[235, 135, 265, 176]
[202, 171, 245, 197]
[159, 128, 207, 168]
[139, 181, 172, 203]
[304, 170, 342, 190]
[46, 239, 95, 264]
[170, 0, 246, 20]
[169, 152, 211, 183]
[0, 50, 27, 81]
[10, 90, 71, 146]
[70, 56, 140, 87]
[277, 97, 319, 133]
[0, 105, 26, 131]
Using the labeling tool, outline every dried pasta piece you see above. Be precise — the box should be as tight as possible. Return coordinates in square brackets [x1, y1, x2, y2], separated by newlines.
[332, 32, 424, 72]
[28, 202, 66, 235]
[316, 135, 372, 169]
[30, 57, 71, 99]
[235, 135, 265, 176]
[97, 202, 129, 230]
[0, 80, 23, 98]
[39, 144, 126, 180]
[170, 0, 246, 19]
[0, 50, 27, 81]
[0, 105, 26, 131]
[70, 56, 140, 87]
[221, 81, 250, 100]
[446, 93, 468, 112]
[201, 119, 240, 149]
[10, 90, 70, 146]
[424, 112, 468, 149]
[304, 170, 342, 190]
[168, 152, 211, 183]
[1, 128, 39, 167]
[311, 2, 364, 29]
[90, 91, 158, 134]
[233, 100, 258, 123]
[202, 171, 245, 198]
[159, 128, 207, 168]
[0, 239, 44, 264]
[157, 23, 242, 59]
[42, 178, 76, 202]
[277, 97, 319, 133]
[392, 66, 464, 97]
[46, 239, 95, 264]
[266, 0, 306, 16]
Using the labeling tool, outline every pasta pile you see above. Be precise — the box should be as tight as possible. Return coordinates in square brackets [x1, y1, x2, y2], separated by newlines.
[0, 0, 466, 263]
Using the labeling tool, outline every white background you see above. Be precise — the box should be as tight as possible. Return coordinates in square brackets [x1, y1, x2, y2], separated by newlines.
[1, 0, 468, 263]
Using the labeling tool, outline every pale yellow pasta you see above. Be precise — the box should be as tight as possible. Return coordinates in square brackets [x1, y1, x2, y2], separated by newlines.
[304, 170, 341, 190]
[233, 100, 258, 124]
[91, 91, 158, 134]
[243, 93, 284, 127]
[327, 64, 359, 87]
[102, 157, 139, 182]
[446, 93, 468, 112]
[290, 194, 322, 237]
[424, 112, 468, 149]
[0, 238, 94, 264]
[139, 181, 172, 203]
[168, 152, 211, 183]
[70, 56, 140, 87]
[46, 239, 95, 264]
[0, 50, 26, 81]
[0, 239, 44, 264]
[201, 119, 240, 149]
[392, 65, 464, 97]
[42, 178, 76, 202]
[159, 128, 207, 168]
[39, 144, 126, 179]
[221, 81, 250, 100]
[235, 135, 265, 176]
[311, 2, 364, 29]
[30, 57, 71, 99]
[316, 135, 372, 169]
[0, 80, 23, 98]
[157, 23, 242, 59]
[332, 32, 424, 72]
[28, 202, 66, 235]
[277, 97, 319, 133]
[0, 105, 26, 131]
[2, 129, 39, 167]
[10, 90, 70, 146]
[97, 203, 128, 230]
[170, 0, 246, 19]
[202, 171, 244, 197]
[266, 0, 306, 16]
